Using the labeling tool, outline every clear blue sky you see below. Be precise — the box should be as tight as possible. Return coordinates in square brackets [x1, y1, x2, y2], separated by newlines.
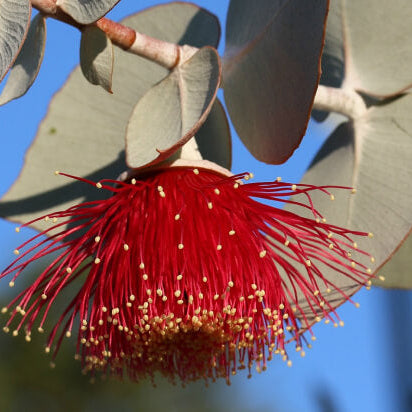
[0, 1, 410, 411]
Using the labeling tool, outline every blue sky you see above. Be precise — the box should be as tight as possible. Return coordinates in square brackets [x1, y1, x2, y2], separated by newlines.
[0, 1, 410, 411]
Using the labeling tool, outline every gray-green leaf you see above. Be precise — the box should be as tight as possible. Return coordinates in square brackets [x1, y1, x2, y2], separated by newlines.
[57, 0, 120, 24]
[0, 14, 46, 105]
[375, 232, 412, 289]
[80, 25, 113, 93]
[0, 2, 222, 233]
[299, 94, 412, 292]
[0, 0, 31, 82]
[125, 47, 221, 169]
[321, 0, 412, 97]
[223, 0, 328, 164]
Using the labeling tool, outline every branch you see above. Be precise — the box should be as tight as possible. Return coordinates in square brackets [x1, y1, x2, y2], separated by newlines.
[31, 0, 198, 69]
[313, 85, 367, 120]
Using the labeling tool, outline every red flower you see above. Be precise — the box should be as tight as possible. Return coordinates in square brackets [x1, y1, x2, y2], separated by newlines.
[1, 163, 373, 384]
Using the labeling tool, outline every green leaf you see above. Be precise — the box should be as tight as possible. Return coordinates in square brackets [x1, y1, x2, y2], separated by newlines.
[223, 0, 328, 164]
[374, 232, 412, 289]
[321, 0, 412, 97]
[0, 0, 31, 83]
[195, 99, 231, 170]
[0, 14, 46, 105]
[80, 26, 113, 93]
[57, 0, 120, 24]
[298, 94, 412, 292]
[125, 47, 221, 169]
[0, 2, 222, 232]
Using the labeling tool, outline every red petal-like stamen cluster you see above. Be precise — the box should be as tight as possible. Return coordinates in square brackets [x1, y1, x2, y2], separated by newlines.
[0, 167, 373, 384]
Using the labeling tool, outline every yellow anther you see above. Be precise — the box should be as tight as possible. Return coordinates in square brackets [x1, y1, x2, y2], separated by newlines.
[371, 256, 375, 263]
[177, 274, 183, 281]
[291, 184, 297, 191]
[279, 303, 285, 310]
[287, 360, 292, 367]
[129, 294, 135, 301]
[25, 335, 31, 342]
[283, 313, 288, 320]
[162, 296, 167, 302]
[41, 293, 47, 300]
[146, 289, 152, 296]
[328, 232, 333, 239]
[276, 177, 282, 182]
[193, 168, 199, 175]
[214, 188, 220, 195]
[3, 327, 9, 333]
[306, 259, 311, 267]
[157, 186, 163, 192]
[233, 183, 239, 189]
[300, 351, 306, 358]
[178, 243, 184, 250]
[66, 331, 71, 338]
[94, 258, 101, 264]
[9, 281, 14, 288]
[66, 267, 72, 273]
[45, 346, 50, 353]
[96, 182, 102, 189]
[15, 227, 20, 233]
[174, 214, 180, 221]
[353, 242, 358, 249]
[314, 290, 320, 296]
[330, 194, 335, 201]
[38, 327, 44, 333]
[123, 244, 129, 251]
[284, 240, 290, 247]
[174, 290, 181, 298]
[13, 249, 19, 255]
[379, 275, 385, 282]
[208, 202, 213, 209]
[339, 321, 345, 327]
[228, 281, 234, 288]
[54, 170, 60, 175]
[156, 289, 163, 296]
[142, 274, 148, 280]
[159, 191, 166, 198]
[351, 188, 357, 194]
[251, 283, 257, 290]
[94, 236, 100, 243]
[355, 302, 360, 308]
[12, 330, 18, 337]
[259, 250, 267, 258]
[311, 336, 316, 341]
[351, 261, 356, 268]
[101, 306, 107, 312]
[139, 263, 145, 269]
[214, 294, 219, 300]
[177, 299, 184, 305]
[329, 243, 334, 250]
[1, 307, 7, 314]
[229, 230, 235, 236]
[131, 178, 136, 185]
[202, 276, 207, 283]
[368, 232, 374, 238]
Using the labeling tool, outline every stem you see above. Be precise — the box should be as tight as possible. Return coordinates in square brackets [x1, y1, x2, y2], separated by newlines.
[313, 85, 367, 120]
[30, 0, 198, 69]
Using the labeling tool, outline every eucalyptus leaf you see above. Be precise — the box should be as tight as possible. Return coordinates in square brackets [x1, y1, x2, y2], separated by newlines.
[223, 0, 328, 164]
[320, 0, 412, 98]
[125, 47, 221, 169]
[80, 26, 113, 93]
[0, 2, 222, 232]
[295, 94, 412, 295]
[374, 232, 412, 289]
[0, 14, 46, 105]
[57, 0, 120, 24]
[0, 0, 31, 82]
